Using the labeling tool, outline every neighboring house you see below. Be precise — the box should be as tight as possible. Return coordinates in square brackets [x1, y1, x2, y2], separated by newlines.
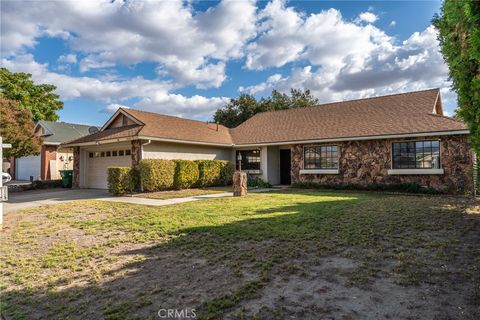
[62, 89, 473, 192]
[12, 121, 96, 181]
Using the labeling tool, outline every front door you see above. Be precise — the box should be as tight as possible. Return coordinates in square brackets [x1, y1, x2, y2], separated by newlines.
[279, 149, 291, 185]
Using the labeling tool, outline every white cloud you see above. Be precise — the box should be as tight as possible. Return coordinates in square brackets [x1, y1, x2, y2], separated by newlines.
[245, 1, 390, 73]
[103, 103, 130, 114]
[58, 54, 77, 64]
[1, 0, 258, 88]
[356, 12, 378, 24]
[241, 24, 457, 114]
[390, 20, 397, 27]
[1, 54, 228, 120]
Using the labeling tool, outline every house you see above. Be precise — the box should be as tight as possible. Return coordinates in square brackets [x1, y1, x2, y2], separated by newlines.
[10, 121, 96, 181]
[62, 89, 473, 192]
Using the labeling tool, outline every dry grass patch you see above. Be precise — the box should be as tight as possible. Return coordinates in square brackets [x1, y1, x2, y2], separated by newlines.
[1, 190, 479, 319]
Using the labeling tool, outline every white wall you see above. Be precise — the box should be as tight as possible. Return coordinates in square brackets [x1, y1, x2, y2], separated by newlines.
[143, 141, 232, 161]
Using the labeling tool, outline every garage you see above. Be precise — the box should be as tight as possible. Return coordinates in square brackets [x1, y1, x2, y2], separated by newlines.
[86, 148, 132, 189]
[16, 155, 41, 180]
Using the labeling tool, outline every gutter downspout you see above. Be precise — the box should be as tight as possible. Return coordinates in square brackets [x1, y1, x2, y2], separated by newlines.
[139, 139, 151, 192]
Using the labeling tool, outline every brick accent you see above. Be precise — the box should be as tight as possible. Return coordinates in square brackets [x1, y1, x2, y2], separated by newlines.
[73, 147, 80, 188]
[291, 135, 473, 193]
[40, 145, 57, 180]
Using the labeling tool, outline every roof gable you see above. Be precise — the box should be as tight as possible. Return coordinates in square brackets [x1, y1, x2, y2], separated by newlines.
[101, 108, 144, 131]
[36, 121, 95, 144]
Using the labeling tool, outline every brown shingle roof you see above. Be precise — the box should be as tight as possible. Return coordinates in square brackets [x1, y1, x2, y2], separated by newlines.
[230, 89, 467, 145]
[124, 109, 234, 145]
[63, 88, 468, 147]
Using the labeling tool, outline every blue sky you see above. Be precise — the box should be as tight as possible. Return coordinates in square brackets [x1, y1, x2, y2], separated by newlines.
[1, 0, 454, 126]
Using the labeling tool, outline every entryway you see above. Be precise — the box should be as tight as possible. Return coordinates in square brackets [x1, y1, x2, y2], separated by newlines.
[279, 149, 291, 185]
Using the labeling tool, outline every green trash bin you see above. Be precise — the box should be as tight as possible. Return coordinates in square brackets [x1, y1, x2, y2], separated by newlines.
[59, 170, 73, 188]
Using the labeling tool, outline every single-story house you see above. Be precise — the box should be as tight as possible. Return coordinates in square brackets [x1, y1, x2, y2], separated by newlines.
[8, 121, 96, 181]
[62, 88, 473, 192]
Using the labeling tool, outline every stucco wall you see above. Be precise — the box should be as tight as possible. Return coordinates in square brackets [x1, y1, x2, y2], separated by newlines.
[142, 141, 232, 161]
[291, 135, 473, 193]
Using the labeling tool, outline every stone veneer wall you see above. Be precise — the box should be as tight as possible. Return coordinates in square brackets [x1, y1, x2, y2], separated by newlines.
[72, 147, 80, 188]
[131, 140, 142, 170]
[291, 135, 473, 193]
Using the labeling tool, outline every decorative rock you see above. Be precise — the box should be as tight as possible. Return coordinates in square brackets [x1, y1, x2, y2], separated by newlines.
[233, 171, 247, 196]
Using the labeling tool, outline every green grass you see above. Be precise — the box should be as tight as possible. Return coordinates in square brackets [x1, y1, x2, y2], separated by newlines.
[131, 186, 231, 200]
[1, 190, 479, 319]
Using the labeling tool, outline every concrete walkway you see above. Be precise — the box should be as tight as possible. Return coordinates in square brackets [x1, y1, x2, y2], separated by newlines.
[3, 189, 238, 213]
[3, 187, 278, 213]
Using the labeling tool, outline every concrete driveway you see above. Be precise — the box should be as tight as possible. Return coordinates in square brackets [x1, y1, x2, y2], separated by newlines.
[3, 188, 235, 213]
[4, 189, 112, 213]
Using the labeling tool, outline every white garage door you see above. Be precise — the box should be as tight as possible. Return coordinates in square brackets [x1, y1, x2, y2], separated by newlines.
[16, 156, 41, 180]
[86, 149, 131, 189]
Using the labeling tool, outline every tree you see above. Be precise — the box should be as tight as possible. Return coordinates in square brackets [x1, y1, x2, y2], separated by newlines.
[214, 89, 319, 128]
[433, 0, 480, 153]
[0, 97, 41, 158]
[0, 67, 63, 122]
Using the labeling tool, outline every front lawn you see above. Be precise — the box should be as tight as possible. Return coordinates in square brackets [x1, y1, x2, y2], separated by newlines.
[1, 190, 479, 319]
[132, 186, 231, 200]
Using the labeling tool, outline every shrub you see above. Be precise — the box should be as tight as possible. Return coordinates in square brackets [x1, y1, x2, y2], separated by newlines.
[196, 160, 234, 187]
[219, 161, 234, 185]
[291, 181, 443, 194]
[107, 167, 138, 195]
[139, 159, 175, 191]
[247, 176, 272, 189]
[196, 160, 221, 187]
[32, 179, 62, 189]
[173, 160, 200, 189]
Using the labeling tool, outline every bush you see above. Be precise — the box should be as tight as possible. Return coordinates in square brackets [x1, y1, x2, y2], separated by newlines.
[219, 161, 234, 185]
[32, 179, 62, 189]
[107, 167, 138, 195]
[247, 176, 272, 189]
[173, 160, 200, 189]
[139, 159, 175, 191]
[196, 160, 234, 187]
[196, 160, 221, 187]
[291, 181, 443, 194]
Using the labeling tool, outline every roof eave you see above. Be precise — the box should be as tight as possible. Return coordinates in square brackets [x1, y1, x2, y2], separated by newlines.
[233, 129, 470, 147]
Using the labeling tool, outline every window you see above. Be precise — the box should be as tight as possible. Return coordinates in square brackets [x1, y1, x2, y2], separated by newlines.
[236, 150, 261, 170]
[89, 152, 93, 158]
[304, 145, 339, 169]
[119, 150, 124, 156]
[106, 151, 111, 157]
[94, 152, 100, 158]
[112, 151, 118, 157]
[392, 140, 440, 169]
[125, 149, 131, 156]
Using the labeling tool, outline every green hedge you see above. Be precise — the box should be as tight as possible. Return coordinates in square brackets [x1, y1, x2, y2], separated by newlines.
[196, 160, 234, 187]
[137, 159, 233, 192]
[292, 181, 443, 194]
[219, 161, 234, 186]
[140, 159, 176, 191]
[107, 167, 138, 195]
[173, 160, 200, 189]
[32, 179, 62, 189]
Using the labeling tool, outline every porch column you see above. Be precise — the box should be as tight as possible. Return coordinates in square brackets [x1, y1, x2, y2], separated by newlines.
[131, 140, 142, 191]
[72, 147, 80, 188]
[131, 140, 142, 170]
